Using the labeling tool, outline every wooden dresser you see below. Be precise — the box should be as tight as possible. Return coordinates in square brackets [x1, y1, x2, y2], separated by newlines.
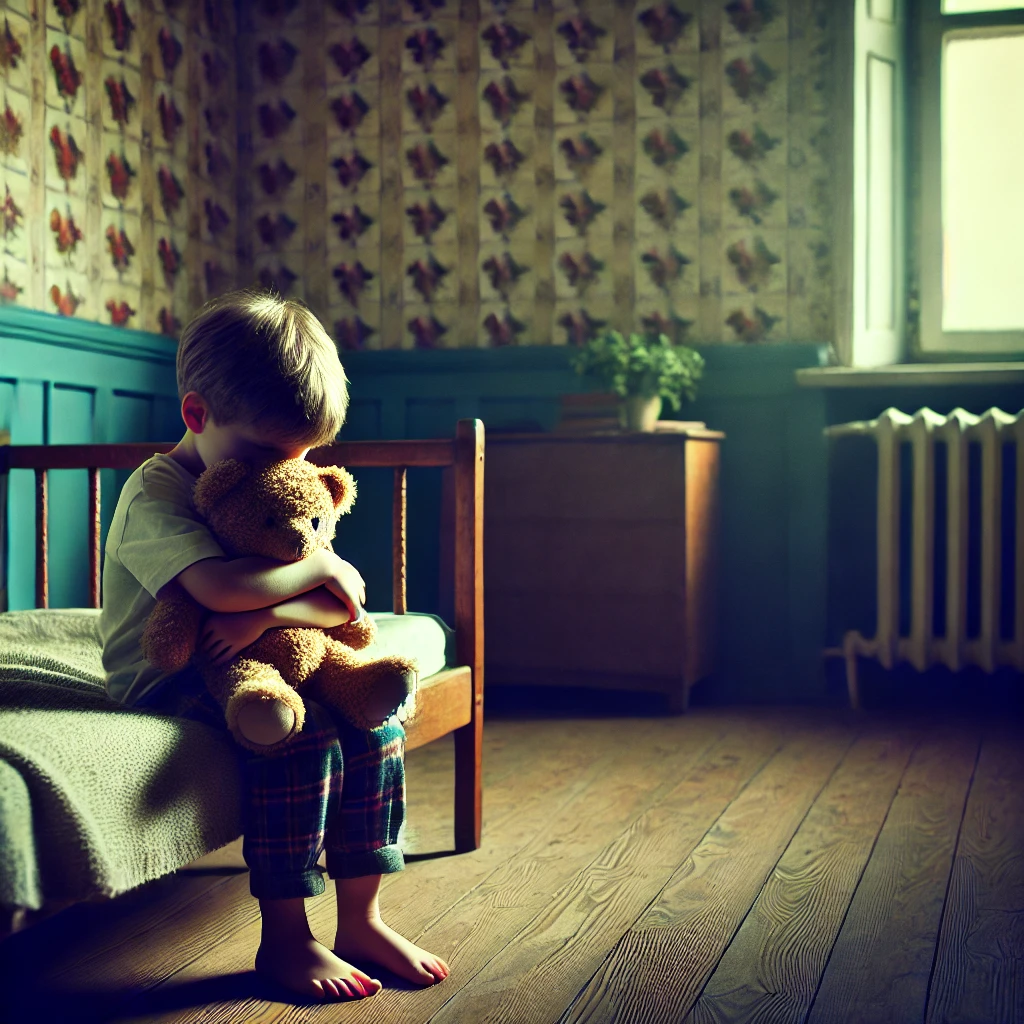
[484, 426, 724, 711]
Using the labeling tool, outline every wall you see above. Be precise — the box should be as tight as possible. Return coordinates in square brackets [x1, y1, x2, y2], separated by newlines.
[236, 0, 836, 350]
[1, 315, 833, 705]
[0, 0, 238, 334]
[5, 309, 1019, 703]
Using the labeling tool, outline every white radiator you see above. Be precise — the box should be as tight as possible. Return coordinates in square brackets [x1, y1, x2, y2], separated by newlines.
[824, 406, 1024, 709]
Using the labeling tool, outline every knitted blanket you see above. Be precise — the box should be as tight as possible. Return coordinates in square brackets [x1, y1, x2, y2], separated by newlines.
[0, 609, 243, 912]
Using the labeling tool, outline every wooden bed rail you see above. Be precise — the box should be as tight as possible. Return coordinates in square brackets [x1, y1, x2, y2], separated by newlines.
[0, 424, 482, 633]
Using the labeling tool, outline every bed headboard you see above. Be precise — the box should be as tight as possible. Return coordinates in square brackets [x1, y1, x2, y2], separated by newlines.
[0, 422, 484, 685]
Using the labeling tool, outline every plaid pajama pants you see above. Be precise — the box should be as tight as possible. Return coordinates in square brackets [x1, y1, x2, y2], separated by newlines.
[134, 665, 406, 900]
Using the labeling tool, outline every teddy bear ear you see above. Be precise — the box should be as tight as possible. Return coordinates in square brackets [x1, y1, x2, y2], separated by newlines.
[193, 459, 251, 514]
[319, 466, 357, 515]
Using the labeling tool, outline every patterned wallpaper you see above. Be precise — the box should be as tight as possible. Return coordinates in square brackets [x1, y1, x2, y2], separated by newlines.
[237, 0, 835, 349]
[0, 0, 834, 348]
[0, 0, 236, 335]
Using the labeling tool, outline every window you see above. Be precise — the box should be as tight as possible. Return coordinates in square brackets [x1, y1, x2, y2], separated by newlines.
[837, 0, 1024, 366]
[915, 1, 1024, 354]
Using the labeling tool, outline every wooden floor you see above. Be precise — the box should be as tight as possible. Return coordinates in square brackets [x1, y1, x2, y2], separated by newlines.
[2, 699, 1023, 1024]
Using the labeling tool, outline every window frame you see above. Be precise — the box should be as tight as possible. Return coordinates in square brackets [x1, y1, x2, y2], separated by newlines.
[911, 0, 1024, 357]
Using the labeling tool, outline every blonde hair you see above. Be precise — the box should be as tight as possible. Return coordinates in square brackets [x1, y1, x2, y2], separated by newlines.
[176, 288, 349, 447]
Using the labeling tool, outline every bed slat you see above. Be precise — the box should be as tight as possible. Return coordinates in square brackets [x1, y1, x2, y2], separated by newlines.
[34, 468, 47, 609]
[89, 467, 101, 609]
[393, 467, 407, 615]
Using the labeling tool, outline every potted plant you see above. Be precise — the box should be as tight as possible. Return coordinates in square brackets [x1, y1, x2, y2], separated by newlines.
[569, 330, 705, 432]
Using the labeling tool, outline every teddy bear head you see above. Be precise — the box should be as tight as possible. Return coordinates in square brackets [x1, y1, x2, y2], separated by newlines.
[192, 457, 357, 561]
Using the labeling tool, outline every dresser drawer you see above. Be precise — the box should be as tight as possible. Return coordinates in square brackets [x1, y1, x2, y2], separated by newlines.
[486, 439, 687, 521]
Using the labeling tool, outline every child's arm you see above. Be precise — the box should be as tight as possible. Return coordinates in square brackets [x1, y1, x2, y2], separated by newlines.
[199, 587, 355, 666]
[173, 548, 366, 618]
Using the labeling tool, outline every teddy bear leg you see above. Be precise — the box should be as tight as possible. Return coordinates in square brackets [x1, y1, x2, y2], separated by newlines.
[312, 645, 419, 731]
[205, 658, 307, 755]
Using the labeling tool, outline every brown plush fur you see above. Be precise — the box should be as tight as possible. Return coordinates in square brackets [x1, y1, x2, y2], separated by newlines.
[141, 458, 418, 755]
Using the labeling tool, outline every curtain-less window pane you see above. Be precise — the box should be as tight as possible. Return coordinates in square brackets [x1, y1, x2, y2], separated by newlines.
[942, 31, 1024, 331]
[942, 1, 1023, 13]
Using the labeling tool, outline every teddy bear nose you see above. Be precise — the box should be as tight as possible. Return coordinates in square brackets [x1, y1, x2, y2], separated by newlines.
[311, 517, 320, 533]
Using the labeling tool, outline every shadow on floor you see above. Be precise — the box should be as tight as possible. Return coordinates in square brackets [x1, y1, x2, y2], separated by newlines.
[825, 659, 1024, 717]
[483, 663, 1024, 721]
[0, 965, 427, 1023]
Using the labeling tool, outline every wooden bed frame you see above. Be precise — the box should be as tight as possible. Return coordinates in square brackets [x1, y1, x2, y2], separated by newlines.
[0, 418, 484, 859]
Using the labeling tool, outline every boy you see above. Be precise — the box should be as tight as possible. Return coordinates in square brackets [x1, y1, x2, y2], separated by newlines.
[100, 288, 449, 1001]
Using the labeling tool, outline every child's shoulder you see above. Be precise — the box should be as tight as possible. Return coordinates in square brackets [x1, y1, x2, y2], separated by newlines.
[125, 452, 198, 506]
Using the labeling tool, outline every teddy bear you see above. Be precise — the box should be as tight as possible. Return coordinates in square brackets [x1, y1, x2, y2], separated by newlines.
[140, 456, 419, 755]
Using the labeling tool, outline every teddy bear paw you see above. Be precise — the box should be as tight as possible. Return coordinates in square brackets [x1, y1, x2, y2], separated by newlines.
[236, 699, 298, 748]
[220, 661, 307, 755]
[321, 663, 418, 730]
[326, 611, 377, 651]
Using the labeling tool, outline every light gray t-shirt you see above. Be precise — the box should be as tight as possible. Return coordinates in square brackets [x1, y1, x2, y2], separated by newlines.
[99, 453, 224, 705]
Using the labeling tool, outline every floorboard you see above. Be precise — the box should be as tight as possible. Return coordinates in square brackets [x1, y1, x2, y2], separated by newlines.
[0, 704, 1021, 1024]
[686, 721, 924, 1024]
[926, 725, 1024, 1024]
[807, 724, 981, 1024]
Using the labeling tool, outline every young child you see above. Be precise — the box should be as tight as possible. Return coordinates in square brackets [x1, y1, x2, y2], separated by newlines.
[99, 288, 449, 1002]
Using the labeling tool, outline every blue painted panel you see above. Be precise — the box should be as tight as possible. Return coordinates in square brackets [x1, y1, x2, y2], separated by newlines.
[100, 391, 158, 572]
[1, 336, 175, 393]
[406, 399, 457, 440]
[0, 379, 14, 433]
[153, 394, 180, 440]
[342, 399, 382, 441]
[7, 381, 45, 610]
[1, 308, 178, 610]
[478, 397, 559, 434]
[49, 385, 94, 608]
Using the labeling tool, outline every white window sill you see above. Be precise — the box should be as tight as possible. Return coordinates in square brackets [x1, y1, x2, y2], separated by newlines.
[796, 362, 1024, 388]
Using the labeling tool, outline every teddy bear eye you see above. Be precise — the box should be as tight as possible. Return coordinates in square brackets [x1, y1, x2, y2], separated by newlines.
[311, 517, 320, 532]
[265, 515, 276, 528]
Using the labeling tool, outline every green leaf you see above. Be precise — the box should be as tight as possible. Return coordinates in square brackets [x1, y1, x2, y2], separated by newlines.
[571, 328, 704, 407]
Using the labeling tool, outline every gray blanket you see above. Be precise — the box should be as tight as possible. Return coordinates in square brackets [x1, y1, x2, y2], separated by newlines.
[0, 609, 243, 911]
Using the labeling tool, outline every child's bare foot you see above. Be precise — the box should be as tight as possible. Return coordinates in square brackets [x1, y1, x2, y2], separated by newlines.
[333, 915, 450, 986]
[255, 934, 382, 1001]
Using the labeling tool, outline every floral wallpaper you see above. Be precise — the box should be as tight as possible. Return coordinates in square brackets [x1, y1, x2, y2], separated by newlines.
[0, 0, 236, 334]
[0, 0, 834, 347]
[238, 0, 835, 348]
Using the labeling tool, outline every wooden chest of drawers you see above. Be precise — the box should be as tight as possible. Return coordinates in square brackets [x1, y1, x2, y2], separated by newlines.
[483, 428, 723, 711]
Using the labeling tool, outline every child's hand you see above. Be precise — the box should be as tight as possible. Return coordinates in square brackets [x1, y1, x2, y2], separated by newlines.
[200, 609, 269, 667]
[320, 551, 367, 621]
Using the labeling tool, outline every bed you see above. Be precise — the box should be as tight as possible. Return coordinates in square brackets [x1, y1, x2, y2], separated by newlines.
[0, 420, 484, 938]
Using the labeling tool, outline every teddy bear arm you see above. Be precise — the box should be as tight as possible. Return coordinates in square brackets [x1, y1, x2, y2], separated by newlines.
[141, 586, 203, 672]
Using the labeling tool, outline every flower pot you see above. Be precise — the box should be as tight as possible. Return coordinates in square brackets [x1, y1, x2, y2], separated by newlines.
[621, 394, 663, 432]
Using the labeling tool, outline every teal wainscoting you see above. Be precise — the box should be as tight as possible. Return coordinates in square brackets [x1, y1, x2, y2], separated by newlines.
[0, 306, 179, 610]
[337, 343, 834, 707]
[1, 309, 838, 707]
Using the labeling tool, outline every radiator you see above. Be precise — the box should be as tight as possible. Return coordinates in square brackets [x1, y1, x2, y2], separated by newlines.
[824, 406, 1024, 709]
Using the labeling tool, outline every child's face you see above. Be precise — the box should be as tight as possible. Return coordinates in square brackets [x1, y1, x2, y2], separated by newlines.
[194, 417, 311, 470]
